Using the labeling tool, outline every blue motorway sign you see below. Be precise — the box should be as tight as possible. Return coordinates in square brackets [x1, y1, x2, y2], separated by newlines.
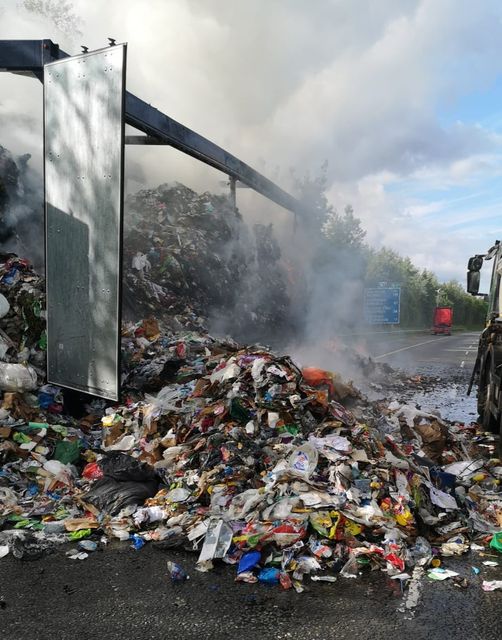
[364, 285, 401, 325]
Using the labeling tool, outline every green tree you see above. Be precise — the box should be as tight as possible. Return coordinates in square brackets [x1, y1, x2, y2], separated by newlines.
[292, 163, 487, 331]
[322, 205, 367, 251]
[293, 162, 333, 234]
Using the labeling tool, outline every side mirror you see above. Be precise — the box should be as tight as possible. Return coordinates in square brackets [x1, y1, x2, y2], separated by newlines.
[468, 256, 484, 271]
[467, 270, 480, 295]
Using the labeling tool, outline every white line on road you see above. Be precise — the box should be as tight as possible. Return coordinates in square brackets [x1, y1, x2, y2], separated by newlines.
[374, 338, 439, 360]
[461, 361, 465, 368]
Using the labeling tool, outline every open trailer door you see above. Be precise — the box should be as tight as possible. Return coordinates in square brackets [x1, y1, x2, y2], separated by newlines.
[44, 44, 126, 400]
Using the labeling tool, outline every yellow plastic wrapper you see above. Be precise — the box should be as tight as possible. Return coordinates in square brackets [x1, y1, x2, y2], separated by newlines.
[344, 519, 363, 536]
[329, 511, 341, 539]
[395, 508, 414, 526]
[310, 511, 332, 537]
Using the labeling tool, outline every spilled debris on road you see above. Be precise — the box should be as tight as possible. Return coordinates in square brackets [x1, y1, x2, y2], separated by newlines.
[0, 254, 501, 598]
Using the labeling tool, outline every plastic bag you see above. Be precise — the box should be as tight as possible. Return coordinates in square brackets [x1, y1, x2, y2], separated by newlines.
[270, 520, 307, 548]
[0, 293, 10, 318]
[340, 554, 358, 578]
[0, 530, 46, 561]
[130, 534, 146, 550]
[83, 453, 159, 515]
[286, 444, 318, 480]
[78, 540, 97, 552]
[0, 363, 37, 392]
[237, 550, 261, 574]
[53, 440, 82, 465]
[490, 532, 502, 553]
[482, 580, 502, 591]
[293, 555, 321, 580]
[258, 567, 280, 584]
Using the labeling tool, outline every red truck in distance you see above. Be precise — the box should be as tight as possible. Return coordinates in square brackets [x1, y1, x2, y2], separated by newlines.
[432, 306, 453, 335]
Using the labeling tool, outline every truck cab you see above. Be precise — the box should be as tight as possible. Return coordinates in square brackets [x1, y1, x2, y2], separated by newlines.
[467, 241, 502, 448]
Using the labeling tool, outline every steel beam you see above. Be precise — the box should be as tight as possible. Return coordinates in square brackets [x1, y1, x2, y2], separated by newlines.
[0, 39, 302, 215]
[125, 135, 165, 145]
[0, 39, 61, 73]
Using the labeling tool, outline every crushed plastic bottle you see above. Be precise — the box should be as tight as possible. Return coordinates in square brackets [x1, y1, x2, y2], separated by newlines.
[410, 536, 432, 566]
[130, 534, 145, 550]
[166, 560, 188, 582]
[78, 540, 98, 552]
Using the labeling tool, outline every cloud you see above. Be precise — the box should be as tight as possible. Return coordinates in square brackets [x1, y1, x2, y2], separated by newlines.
[3, 0, 502, 281]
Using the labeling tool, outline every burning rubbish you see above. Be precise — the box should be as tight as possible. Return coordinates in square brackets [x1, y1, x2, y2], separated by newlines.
[123, 183, 291, 344]
[0, 254, 501, 599]
[0, 146, 43, 268]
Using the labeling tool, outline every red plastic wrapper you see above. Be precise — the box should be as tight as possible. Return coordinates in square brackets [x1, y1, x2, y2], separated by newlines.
[302, 367, 334, 394]
[384, 552, 405, 571]
[176, 342, 187, 359]
[267, 520, 308, 548]
[279, 571, 293, 590]
[82, 462, 104, 480]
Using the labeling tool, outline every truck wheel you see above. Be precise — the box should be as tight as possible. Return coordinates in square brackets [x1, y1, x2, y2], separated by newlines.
[478, 378, 487, 418]
[482, 406, 499, 433]
[478, 358, 500, 433]
[481, 378, 499, 433]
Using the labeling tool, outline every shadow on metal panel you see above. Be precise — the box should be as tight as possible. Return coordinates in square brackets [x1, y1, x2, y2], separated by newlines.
[46, 205, 91, 389]
[44, 44, 126, 400]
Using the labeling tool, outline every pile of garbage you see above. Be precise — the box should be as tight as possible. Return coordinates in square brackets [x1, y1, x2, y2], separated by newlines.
[0, 254, 45, 383]
[0, 252, 501, 591]
[0, 146, 44, 267]
[123, 183, 292, 343]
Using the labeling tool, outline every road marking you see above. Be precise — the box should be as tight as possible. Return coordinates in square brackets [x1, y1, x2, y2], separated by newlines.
[444, 349, 477, 352]
[399, 566, 424, 618]
[374, 338, 439, 360]
[461, 361, 465, 368]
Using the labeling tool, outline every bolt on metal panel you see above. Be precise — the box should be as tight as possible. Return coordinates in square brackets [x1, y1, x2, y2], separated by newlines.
[44, 44, 126, 400]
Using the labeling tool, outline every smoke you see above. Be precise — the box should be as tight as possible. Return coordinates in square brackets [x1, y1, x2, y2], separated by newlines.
[4, 2, 502, 187]
[0, 145, 44, 268]
[3, 1, 502, 377]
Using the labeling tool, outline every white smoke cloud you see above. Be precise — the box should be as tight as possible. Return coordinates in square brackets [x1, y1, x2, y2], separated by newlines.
[2, 0, 502, 280]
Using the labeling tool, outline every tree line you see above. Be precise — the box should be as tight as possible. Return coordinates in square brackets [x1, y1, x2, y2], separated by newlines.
[294, 168, 488, 330]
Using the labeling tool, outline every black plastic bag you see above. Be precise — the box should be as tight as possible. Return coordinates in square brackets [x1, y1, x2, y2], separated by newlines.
[83, 453, 159, 515]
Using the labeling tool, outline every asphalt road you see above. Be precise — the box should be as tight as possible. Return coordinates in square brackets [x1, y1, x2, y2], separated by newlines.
[358, 330, 480, 369]
[2, 330, 501, 640]
[1, 543, 501, 640]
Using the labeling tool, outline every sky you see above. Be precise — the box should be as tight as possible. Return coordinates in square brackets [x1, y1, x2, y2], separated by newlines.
[2, 0, 502, 285]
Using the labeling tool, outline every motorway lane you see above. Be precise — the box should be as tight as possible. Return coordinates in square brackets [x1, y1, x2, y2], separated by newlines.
[351, 331, 481, 423]
[357, 331, 480, 370]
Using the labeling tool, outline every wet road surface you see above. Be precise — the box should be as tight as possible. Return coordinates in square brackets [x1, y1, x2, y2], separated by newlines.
[370, 331, 481, 423]
[359, 330, 479, 370]
[1, 538, 501, 640]
[2, 331, 501, 640]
